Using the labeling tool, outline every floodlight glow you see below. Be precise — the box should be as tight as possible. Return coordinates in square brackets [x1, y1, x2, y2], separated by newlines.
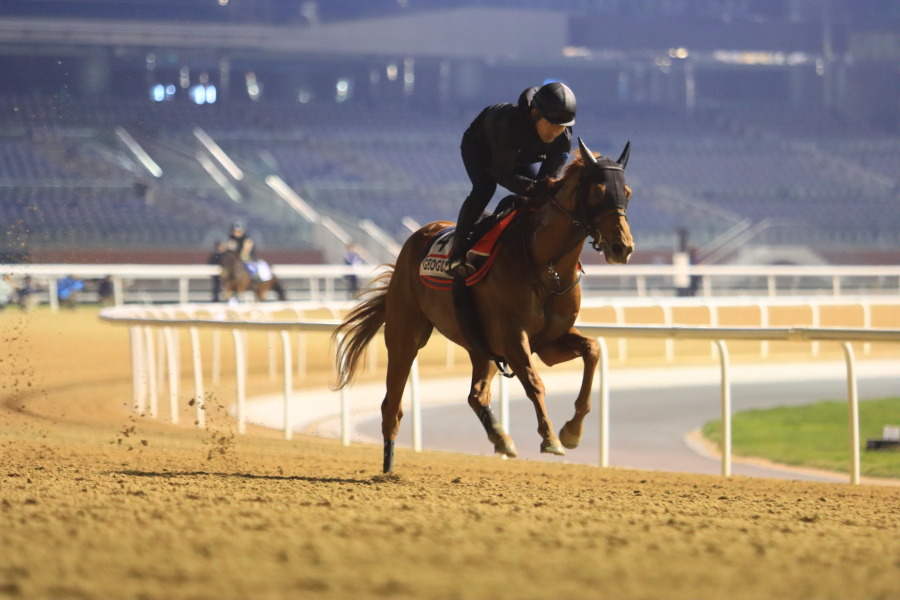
[190, 86, 206, 105]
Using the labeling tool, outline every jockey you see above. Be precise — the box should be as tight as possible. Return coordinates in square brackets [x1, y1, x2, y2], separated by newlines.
[447, 81, 576, 277]
[226, 221, 272, 281]
[227, 221, 256, 262]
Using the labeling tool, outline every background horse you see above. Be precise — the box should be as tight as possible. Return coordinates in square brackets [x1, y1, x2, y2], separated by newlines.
[333, 139, 634, 473]
[218, 250, 286, 303]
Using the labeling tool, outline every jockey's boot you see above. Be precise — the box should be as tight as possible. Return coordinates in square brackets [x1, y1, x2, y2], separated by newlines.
[447, 253, 475, 278]
[447, 228, 475, 278]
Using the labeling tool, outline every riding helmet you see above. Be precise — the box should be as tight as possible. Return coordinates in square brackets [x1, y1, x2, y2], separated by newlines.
[517, 86, 539, 110]
[531, 82, 576, 126]
[232, 220, 244, 231]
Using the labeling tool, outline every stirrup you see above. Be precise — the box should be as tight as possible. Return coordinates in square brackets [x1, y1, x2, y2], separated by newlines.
[447, 257, 475, 278]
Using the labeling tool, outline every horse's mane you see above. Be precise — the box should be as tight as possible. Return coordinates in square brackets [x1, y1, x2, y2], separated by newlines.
[533, 148, 593, 206]
[556, 148, 598, 185]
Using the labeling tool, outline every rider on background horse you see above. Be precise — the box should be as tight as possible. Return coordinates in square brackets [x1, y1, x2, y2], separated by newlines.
[227, 221, 255, 262]
[447, 81, 576, 277]
[226, 220, 272, 281]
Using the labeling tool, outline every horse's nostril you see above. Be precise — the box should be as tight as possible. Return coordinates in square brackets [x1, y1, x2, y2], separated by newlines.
[612, 243, 625, 256]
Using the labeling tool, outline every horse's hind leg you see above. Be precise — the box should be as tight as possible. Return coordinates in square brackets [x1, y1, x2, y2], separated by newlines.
[381, 313, 433, 473]
[467, 355, 517, 458]
[536, 330, 600, 450]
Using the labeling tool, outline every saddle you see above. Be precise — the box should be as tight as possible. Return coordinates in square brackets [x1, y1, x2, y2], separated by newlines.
[419, 195, 525, 290]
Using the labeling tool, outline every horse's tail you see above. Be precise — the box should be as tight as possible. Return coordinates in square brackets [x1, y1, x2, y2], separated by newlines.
[330, 266, 393, 391]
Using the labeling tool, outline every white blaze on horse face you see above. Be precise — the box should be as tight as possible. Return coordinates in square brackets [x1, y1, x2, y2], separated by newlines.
[596, 210, 634, 265]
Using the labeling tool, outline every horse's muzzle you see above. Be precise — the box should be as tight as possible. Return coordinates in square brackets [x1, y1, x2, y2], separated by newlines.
[602, 240, 634, 265]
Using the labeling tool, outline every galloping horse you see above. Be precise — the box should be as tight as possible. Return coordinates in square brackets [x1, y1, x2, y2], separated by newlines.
[218, 250, 286, 303]
[333, 139, 633, 472]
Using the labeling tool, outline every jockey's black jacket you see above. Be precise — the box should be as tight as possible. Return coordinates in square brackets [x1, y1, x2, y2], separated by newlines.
[461, 103, 572, 195]
[229, 231, 256, 260]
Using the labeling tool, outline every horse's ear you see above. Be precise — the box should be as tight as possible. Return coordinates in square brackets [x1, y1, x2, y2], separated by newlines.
[578, 137, 598, 168]
[616, 141, 631, 170]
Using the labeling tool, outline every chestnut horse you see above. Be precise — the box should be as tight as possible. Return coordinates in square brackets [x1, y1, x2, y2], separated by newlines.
[218, 250, 286, 303]
[333, 139, 633, 472]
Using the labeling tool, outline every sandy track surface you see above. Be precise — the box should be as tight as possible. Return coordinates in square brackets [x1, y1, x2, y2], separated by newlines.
[1, 309, 898, 600]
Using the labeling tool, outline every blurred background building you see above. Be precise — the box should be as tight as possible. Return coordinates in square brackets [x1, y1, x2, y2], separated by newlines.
[0, 0, 897, 266]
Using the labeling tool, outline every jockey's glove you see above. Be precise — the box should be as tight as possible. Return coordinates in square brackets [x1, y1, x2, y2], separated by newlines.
[528, 177, 553, 197]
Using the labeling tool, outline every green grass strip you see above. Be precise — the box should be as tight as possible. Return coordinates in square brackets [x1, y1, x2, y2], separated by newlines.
[702, 397, 900, 479]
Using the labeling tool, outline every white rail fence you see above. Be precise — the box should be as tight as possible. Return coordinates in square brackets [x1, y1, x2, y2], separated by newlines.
[99, 300, 900, 485]
[8, 263, 900, 309]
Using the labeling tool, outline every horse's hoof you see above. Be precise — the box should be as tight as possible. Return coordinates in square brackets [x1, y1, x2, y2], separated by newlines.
[540, 439, 566, 456]
[494, 435, 517, 458]
[559, 422, 582, 450]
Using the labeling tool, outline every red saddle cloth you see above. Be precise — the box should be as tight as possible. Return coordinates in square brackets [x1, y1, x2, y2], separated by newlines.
[419, 209, 519, 290]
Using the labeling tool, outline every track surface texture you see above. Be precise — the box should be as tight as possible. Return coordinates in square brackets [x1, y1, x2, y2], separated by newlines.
[1, 309, 899, 600]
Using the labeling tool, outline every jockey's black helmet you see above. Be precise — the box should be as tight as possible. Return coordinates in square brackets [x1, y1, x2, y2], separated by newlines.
[531, 82, 576, 126]
[517, 86, 539, 110]
[232, 221, 244, 231]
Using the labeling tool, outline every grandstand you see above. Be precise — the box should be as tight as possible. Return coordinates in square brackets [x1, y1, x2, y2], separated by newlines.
[0, 1, 897, 266]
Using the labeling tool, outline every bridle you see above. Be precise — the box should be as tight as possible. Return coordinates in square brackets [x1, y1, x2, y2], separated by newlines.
[538, 139, 631, 295]
[551, 160, 628, 253]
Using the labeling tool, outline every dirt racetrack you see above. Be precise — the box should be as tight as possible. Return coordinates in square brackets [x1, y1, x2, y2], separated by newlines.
[2, 308, 899, 600]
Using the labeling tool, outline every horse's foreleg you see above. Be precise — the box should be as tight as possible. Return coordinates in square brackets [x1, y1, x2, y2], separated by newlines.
[503, 333, 564, 456]
[467, 355, 517, 458]
[536, 330, 600, 450]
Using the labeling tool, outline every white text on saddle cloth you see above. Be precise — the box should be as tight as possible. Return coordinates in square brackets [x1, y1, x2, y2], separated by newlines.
[420, 228, 455, 279]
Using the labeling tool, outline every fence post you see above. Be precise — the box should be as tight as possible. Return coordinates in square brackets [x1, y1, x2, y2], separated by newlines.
[759, 304, 769, 359]
[212, 329, 222, 384]
[613, 305, 627, 361]
[661, 304, 674, 362]
[189, 327, 206, 429]
[715, 340, 731, 477]
[597, 337, 609, 468]
[144, 326, 158, 418]
[841, 342, 861, 485]
[810, 303, 821, 357]
[280, 330, 293, 440]
[163, 327, 179, 425]
[178, 277, 189, 304]
[129, 326, 146, 414]
[296, 332, 307, 377]
[232, 329, 246, 434]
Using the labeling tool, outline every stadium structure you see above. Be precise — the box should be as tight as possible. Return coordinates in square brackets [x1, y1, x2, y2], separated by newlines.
[0, 0, 897, 267]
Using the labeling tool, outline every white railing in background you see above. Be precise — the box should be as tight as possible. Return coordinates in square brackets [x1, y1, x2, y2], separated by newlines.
[99, 299, 900, 485]
[5, 263, 900, 310]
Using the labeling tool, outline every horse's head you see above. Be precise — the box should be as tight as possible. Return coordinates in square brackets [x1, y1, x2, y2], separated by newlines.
[571, 138, 634, 264]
